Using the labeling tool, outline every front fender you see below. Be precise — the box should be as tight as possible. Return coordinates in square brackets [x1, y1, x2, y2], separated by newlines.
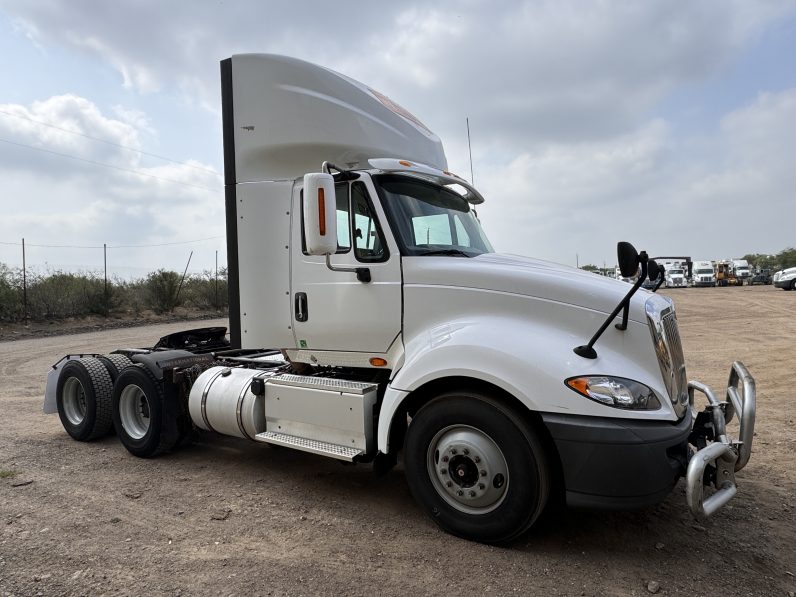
[377, 307, 673, 453]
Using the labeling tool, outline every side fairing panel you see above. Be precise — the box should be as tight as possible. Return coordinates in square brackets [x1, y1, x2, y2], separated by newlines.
[237, 180, 295, 349]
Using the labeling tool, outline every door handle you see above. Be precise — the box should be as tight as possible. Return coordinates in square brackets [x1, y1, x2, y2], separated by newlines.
[295, 292, 308, 322]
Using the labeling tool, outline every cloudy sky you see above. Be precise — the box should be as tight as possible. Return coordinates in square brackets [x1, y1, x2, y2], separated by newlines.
[1, 1, 795, 277]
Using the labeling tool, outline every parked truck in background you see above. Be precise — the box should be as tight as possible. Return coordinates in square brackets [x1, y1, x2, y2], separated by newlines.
[732, 259, 751, 286]
[664, 267, 687, 288]
[42, 54, 757, 543]
[773, 267, 796, 290]
[692, 261, 716, 287]
[716, 261, 737, 287]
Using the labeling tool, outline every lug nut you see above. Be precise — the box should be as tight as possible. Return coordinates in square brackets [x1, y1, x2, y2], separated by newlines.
[441, 455, 449, 463]
[463, 448, 470, 455]
[480, 470, 487, 477]
[440, 469, 447, 475]
[478, 483, 485, 490]
[457, 490, 464, 496]
[450, 448, 457, 455]
[446, 481, 452, 487]
[474, 456, 481, 463]
[469, 490, 476, 497]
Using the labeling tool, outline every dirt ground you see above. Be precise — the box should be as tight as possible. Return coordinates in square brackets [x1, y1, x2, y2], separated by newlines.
[0, 285, 794, 597]
[0, 309, 226, 343]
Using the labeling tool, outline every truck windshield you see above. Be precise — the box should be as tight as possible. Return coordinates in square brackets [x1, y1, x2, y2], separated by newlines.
[373, 174, 494, 257]
[696, 269, 713, 275]
[669, 270, 683, 275]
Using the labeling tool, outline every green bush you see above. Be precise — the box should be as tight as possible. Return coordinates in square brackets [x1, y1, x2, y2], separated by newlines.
[0, 264, 22, 320]
[143, 269, 183, 313]
[183, 269, 228, 310]
[27, 271, 108, 319]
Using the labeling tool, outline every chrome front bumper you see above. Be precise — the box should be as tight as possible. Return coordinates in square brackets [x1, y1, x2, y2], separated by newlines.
[685, 362, 756, 517]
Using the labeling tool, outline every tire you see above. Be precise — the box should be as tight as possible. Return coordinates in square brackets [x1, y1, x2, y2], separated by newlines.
[111, 364, 180, 458]
[791, 279, 796, 291]
[97, 353, 133, 384]
[56, 357, 114, 441]
[404, 392, 549, 544]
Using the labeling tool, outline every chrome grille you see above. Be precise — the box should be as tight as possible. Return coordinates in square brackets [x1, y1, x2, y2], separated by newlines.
[646, 299, 688, 417]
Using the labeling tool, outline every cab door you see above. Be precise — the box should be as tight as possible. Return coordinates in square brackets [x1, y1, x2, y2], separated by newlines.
[290, 175, 402, 353]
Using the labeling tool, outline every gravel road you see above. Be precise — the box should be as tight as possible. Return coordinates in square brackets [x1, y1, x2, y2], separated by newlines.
[1, 285, 794, 596]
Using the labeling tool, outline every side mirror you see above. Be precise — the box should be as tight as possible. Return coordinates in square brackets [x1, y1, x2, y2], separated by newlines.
[617, 242, 640, 278]
[302, 173, 337, 255]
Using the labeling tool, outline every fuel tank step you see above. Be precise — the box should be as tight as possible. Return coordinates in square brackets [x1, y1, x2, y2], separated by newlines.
[268, 374, 377, 394]
[254, 431, 363, 462]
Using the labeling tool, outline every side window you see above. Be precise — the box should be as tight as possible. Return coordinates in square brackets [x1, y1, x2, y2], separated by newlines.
[412, 214, 451, 245]
[351, 182, 387, 262]
[335, 183, 351, 253]
[453, 215, 471, 247]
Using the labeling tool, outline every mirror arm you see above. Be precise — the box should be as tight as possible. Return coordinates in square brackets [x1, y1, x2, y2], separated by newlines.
[574, 253, 648, 359]
[325, 254, 371, 283]
[616, 255, 648, 331]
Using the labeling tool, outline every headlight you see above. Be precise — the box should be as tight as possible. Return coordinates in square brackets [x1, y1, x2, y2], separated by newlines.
[565, 376, 661, 410]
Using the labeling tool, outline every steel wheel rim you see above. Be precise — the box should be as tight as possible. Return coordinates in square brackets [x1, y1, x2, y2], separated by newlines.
[426, 425, 509, 515]
[62, 377, 87, 425]
[119, 384, 150, 440]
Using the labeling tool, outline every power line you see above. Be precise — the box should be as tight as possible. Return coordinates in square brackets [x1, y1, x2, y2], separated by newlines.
[0, 108, 221, 177]
[0, 137, 222, 192]
[0, 236, 225, 249]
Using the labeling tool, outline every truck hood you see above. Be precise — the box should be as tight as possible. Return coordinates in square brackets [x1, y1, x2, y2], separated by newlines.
[402, 252, 650, 323]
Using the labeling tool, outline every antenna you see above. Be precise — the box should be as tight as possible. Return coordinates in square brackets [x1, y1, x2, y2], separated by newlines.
[466, 117, 474, 185]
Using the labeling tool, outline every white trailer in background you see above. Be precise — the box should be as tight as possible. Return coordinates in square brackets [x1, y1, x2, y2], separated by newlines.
[42, 54, 757, 543]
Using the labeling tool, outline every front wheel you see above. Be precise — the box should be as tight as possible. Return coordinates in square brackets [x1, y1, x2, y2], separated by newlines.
[404, 392, 549, 543]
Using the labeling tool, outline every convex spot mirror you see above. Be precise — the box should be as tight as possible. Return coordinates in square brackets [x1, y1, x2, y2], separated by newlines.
[303, 173, 337, 255]
[648, 260, 662, 282]
[617, 241, 640, 278]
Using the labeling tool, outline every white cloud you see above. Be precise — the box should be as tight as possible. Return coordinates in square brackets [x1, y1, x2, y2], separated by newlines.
[479, 88, 796, 264]
[1, 0, 795, 273]
[6, 0, 792, 147]
[0, 94, 224, 274]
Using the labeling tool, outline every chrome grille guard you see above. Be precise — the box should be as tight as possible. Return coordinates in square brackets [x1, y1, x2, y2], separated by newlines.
[685, 361, 756, 517]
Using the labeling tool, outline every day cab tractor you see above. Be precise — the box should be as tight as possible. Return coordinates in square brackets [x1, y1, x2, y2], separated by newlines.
[43, 54, 757, 543]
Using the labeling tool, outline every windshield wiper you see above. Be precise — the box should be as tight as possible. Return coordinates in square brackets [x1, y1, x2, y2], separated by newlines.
[417, 249, 474, 257]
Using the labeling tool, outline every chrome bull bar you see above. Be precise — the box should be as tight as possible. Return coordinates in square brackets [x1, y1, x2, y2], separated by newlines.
[685, 361, 756, 518]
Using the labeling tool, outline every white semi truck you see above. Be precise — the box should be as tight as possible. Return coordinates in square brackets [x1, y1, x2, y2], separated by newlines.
[732, 259, 751, 286]
[42, 54, 757, 544]
[692, 261, 717, 287]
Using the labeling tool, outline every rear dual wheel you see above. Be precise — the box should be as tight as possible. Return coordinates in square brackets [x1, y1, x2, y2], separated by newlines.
[56, 357, 114, 441]
[404, 392, 549, 544]
[111, 364, 182, 458]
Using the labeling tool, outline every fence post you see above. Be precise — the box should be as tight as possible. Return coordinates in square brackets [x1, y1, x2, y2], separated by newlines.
[22, 237, 28, 325]
[103, 243, 108, 316]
